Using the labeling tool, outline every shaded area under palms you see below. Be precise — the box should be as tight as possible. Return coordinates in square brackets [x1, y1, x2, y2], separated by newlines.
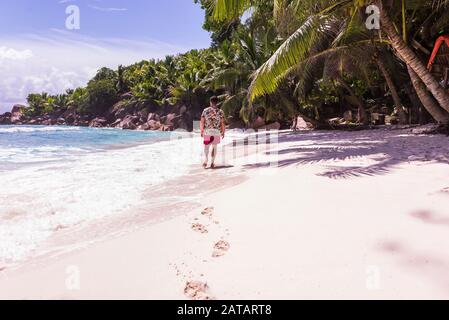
[243, 129, 449, 179]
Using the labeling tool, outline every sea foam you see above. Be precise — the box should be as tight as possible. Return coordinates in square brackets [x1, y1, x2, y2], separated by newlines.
[0, 126, 201, 263]
[0, 126, 81, 134]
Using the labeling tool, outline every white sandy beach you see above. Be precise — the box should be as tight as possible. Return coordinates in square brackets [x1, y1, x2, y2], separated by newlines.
[1, 127, 449, 300]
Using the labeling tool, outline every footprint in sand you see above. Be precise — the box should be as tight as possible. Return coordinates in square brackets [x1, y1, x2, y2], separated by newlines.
[54, 224, 68, 232]
[201, 207, 214, 217]
[212, 240, 231, 258]
[191, 223, 208, 234]
[202, 207, 221, 225]
[180, 207, 230, 298]
[184, 281, 214, 300]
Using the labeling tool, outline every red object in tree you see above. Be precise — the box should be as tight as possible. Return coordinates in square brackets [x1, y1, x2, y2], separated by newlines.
[427, 35, 449, 70]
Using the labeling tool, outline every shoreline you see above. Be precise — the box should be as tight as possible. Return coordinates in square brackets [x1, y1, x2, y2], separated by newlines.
[0, 155, 247, 271]
[1, 129, 449, 299]
[0, 125, 257, 268]
[0, 135, 251, 299]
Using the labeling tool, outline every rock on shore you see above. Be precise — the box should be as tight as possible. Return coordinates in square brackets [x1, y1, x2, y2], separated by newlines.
[0, 100, 284, 132]
[0, 101, 196, 132]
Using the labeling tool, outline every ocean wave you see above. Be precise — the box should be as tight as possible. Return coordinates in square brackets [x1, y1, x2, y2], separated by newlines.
[0, 126, 81, 134]
[0, 132, 202, 263]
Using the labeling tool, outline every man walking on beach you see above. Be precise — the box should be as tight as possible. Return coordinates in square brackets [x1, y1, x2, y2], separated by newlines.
[200, 96, 226, 169]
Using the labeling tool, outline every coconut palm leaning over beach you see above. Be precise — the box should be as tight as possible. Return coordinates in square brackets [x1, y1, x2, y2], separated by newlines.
[208, 0, 449, 124]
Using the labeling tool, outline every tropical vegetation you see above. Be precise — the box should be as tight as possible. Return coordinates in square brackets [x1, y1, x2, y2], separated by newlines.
[22, 0, 449, 129]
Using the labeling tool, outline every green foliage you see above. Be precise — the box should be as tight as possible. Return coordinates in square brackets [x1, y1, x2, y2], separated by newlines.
[93, 67, 117, 82]
[25, 93, 46, 116]
[81, 79, 118, 115]
[24, 0, 449, 126]
[25, 92, 70, 116]
[68, 88, 88, 110]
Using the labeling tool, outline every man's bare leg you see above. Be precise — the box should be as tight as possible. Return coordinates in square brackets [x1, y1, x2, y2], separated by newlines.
[203, 145, 210, 168]
[210, 145, 217, 169]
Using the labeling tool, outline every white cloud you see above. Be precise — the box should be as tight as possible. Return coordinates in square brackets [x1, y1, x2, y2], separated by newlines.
[0, 30, 187, 113]
[88, 5, 128, 12]
[0, 47, 33, 61]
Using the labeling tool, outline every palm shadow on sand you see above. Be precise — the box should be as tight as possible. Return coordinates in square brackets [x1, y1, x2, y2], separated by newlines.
[243, 130, 449, 179]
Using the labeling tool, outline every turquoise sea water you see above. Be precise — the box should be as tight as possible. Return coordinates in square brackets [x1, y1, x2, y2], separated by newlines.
[0, 125, 201, 263]
[0, 125, 174, 169]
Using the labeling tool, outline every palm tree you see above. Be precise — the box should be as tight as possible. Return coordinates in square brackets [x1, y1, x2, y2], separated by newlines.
[377, 0, 449, 115]
[202, 26, 278, 122]
[408, 65, 449, 123]
[379, 0, 449, 123]
[201, 40, 252, 121]
[208, 0, 449, 123]
[168, 50, 212, 107]
[116, 65, 128, 94]
[53, 94, 69, 111]
[67, 87, 87, 111]
[375, 50, 408, 124]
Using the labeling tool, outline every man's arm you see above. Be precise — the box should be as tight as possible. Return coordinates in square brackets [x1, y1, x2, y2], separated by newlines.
[200, 117, 205, 137]
[221, 117, 226, 139]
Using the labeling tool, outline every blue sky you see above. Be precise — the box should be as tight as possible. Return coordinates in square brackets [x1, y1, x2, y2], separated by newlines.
[0, 0, 212, 113]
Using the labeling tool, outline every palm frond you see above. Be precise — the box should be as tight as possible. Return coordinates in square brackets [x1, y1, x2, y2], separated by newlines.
[208, 0, 252, 22]
[248, 16, 329, 100]
[294, 56, 326, 100]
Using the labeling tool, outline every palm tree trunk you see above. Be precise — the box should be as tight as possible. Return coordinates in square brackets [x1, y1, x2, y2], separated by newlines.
[378, 1, 449, 114]
[407, 66, 449, 124]
[404, 83, 426, 124]
[376, 56, 408, 124]
[336, 76, 368, 125]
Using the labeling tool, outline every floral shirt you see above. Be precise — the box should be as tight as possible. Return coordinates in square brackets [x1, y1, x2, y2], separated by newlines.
[201, 107, 225, 131]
